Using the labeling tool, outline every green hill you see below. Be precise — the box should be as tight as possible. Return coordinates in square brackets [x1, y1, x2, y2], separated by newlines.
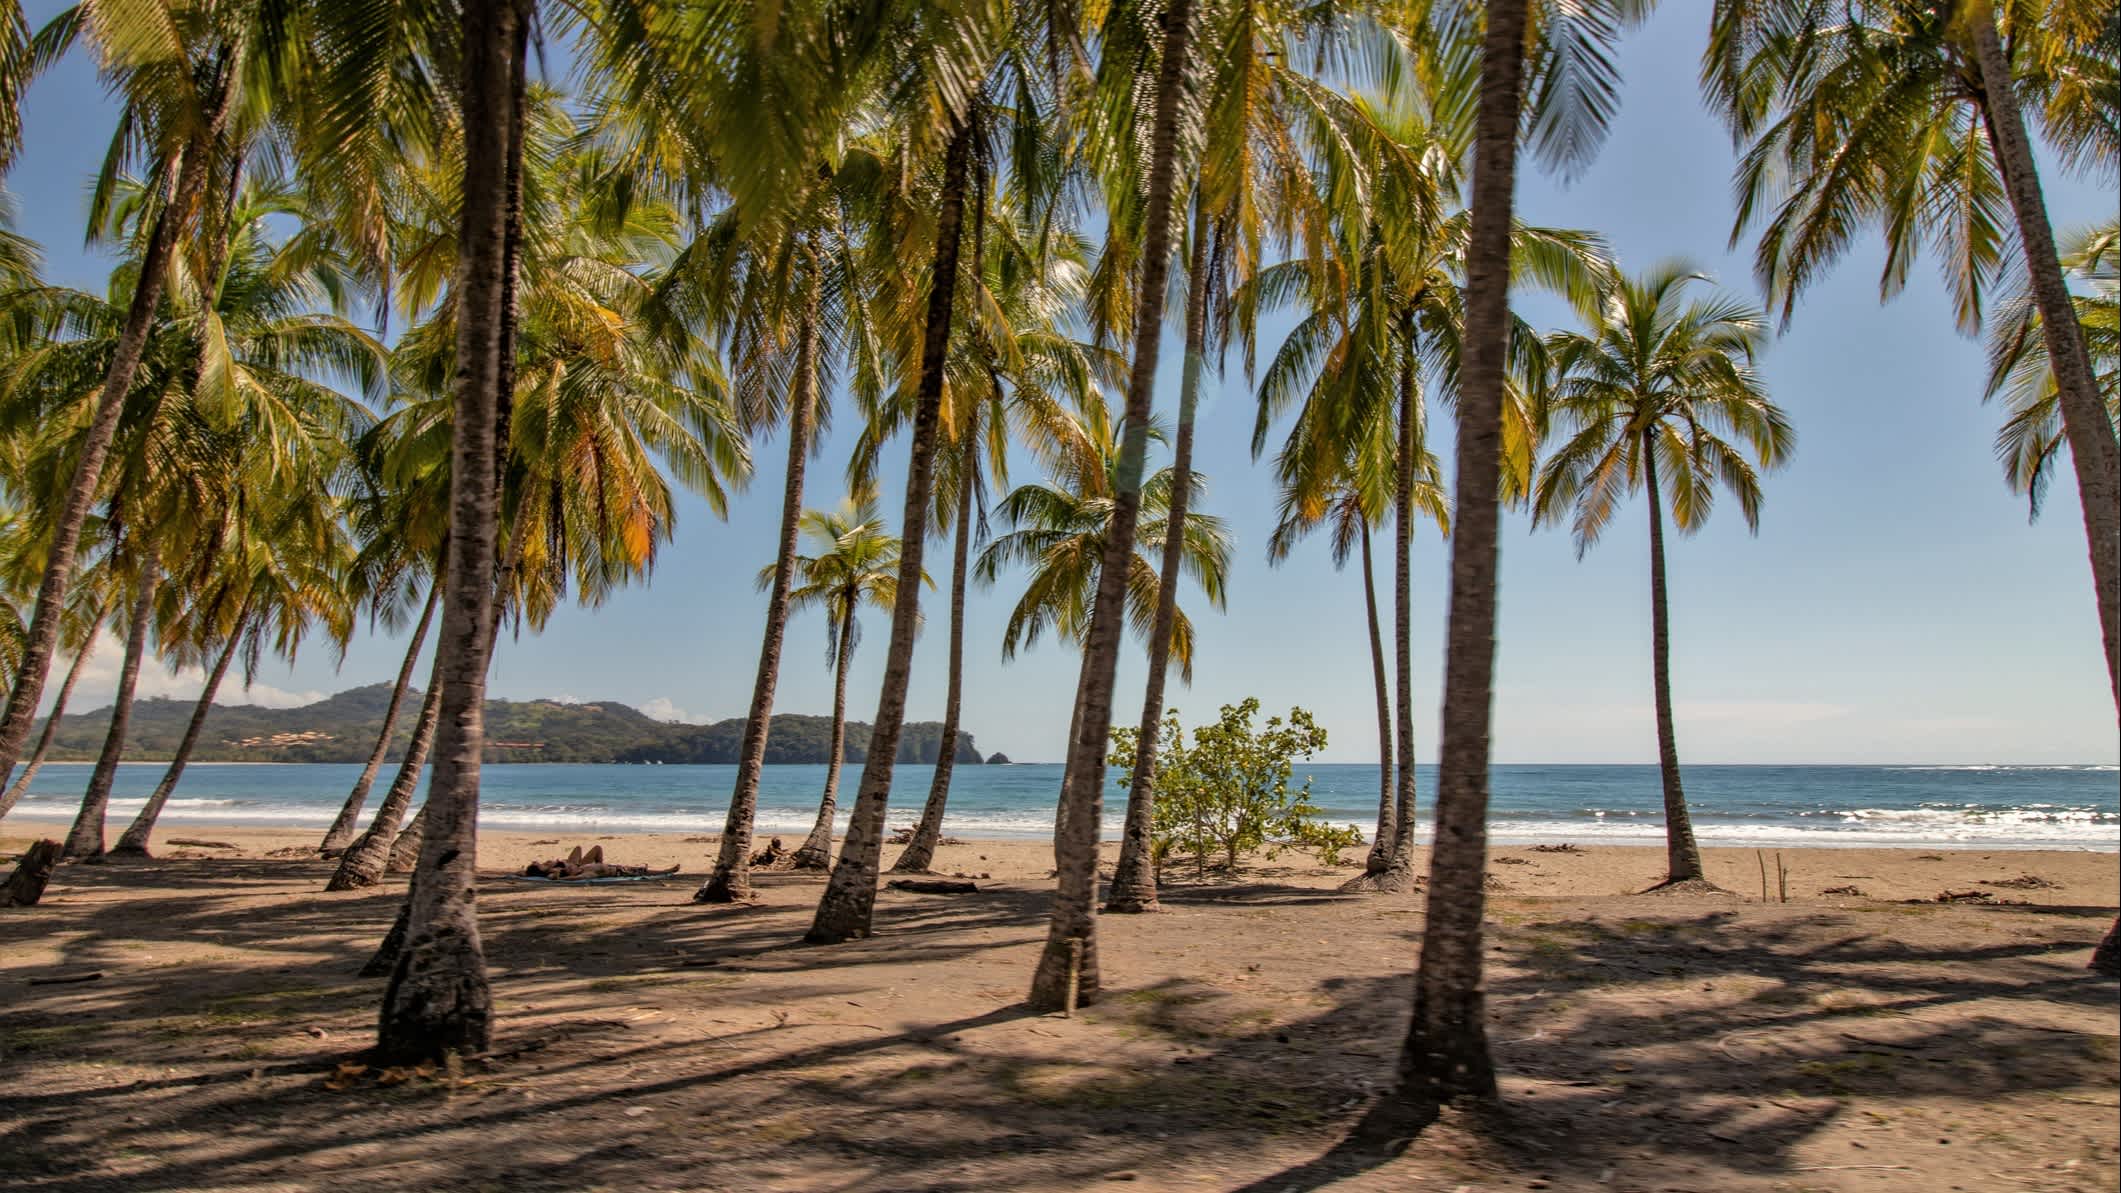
[45, 685, 984, 766]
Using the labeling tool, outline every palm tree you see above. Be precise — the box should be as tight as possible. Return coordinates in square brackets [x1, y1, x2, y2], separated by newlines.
[804, 116, 980, 942]
[975, 397, 1231, 675]
[0, 1, 258, 791]
[781, 493, 916, 870]
[1387, 0, 1649, 1112]
[1706, 0, 2121, 716]
[1266, 442, 1448, 885]
[114, 486, 357, 856]
[1532, 264, 1793, 886]
[1249, 77, 1602, 896]
[1023, 0, 1198, 1013]
[374, 0, 530, 1065]
[1984, 221, 2118, 520]
[892, 183, 1108, 875]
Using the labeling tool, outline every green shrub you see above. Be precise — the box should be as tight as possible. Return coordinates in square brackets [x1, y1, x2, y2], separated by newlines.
[1110, 699, 1359, 879]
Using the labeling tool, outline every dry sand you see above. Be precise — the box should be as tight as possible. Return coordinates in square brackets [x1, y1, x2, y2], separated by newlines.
[2, 819, 2116, 1192]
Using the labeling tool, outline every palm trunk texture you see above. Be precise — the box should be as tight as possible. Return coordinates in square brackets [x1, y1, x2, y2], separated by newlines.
[1388, 0, 1529, 1110]
[793, 603, 858, 870]
[1644, 434, 1705, 884]
[1107, 208, 1212, 914]
[806, 116, 976, 944]
[697, 262, 819, 902]
[320, 583, 438, 855]
[373, 0, 528, 1065]
[0, 615, 102, 824]
[113, 604, 250, 855]
[893, 444, 976, 875]
[1027, 0, 1193, 1010]
[63, 566, 159, 860]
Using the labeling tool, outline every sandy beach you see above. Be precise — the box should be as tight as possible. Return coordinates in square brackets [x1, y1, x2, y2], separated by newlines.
[6, 817, 2115, 903]
[3, 819, 2116, 1192]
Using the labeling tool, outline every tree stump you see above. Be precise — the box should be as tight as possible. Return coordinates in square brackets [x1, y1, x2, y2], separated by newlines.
[1, 840, 62, 907]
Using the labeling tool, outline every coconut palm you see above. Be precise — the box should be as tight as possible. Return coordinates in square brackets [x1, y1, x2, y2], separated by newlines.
[1266, 430, 1448, 884]
[0, 0, 278, 791]
[373, 0, 530, 1065]
[780, 493, 918, 870]
[1985, 220, 2119, 519]
[808, 0, 1089, 943]
[1249, 75, 1605, 896]
[1389, 0, 1651, 1112]
[891, 180, 1110, 875]
[976, 396, 1232, 677]
[1532, 263, 1793, 886]
[1705, 0, 2121, 715]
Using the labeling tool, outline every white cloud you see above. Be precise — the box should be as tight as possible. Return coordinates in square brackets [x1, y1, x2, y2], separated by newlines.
[638, 697, 698, 724]
[54, 631, 325, 713]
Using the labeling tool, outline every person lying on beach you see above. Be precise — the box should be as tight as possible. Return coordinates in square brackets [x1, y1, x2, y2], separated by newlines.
[521, 845, 679, 881]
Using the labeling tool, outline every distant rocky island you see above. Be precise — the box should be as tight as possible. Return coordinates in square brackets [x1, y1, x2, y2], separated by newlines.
[44, 684, 985, 766]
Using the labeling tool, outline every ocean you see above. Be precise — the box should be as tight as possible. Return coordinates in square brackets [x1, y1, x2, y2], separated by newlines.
[9, 761, 2118, 851]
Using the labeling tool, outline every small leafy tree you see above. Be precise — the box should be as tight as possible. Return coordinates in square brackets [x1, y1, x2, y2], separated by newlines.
[1109, 699, 1358, 879]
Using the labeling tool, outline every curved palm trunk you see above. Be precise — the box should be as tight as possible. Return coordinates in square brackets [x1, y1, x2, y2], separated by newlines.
[1966, 5, 2121, 719]
[807, 116, 976, 944]
[387, 803, 427, 874]
[62, 566, 158, 860]
[0, 613, 104, 824]
[697, 264, 820, 902]
[376, 0, 525, 1065]
[893, 440, 976, 875]
[1027, 0, 1193, 1009]
[1107, 206, 1212, 914]
[1643, 435, 1705, 883]
[0, 63, 234, 788]
[793, 603, 858, 870]
[329, 657, 443, 891]
[112, 604, 251, 856]
[1390, 0, 1528, 1109]
[1352, 527, 1396, 879]
[2094, 917, 2120, 977]
[320, 583, 438, 855]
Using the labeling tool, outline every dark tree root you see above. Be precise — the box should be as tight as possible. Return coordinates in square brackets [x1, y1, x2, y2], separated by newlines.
[1636, 876, 1736, 897]
[1338, 866, 1423, 894]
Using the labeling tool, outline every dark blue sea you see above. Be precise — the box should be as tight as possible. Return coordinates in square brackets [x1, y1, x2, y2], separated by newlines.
[12, 761, 2117, 850]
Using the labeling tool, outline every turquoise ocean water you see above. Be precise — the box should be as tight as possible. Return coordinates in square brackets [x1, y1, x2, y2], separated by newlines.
[11, 761, 2117, 850]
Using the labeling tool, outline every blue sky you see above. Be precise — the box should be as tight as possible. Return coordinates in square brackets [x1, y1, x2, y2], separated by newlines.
[15, 5, 2118, 765]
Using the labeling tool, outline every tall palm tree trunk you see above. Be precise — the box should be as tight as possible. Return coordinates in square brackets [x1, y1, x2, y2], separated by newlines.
[1965, 3, 2121, 718]
[1643, 434, 1705, 883]
[893, 444, 975, 874]
[376, 0, 525, 1065]
[63, 565, 160, 860]
[807, 115, 976, 944]
[375, 0, 523, 1057]
[697, 263, 820, 902]
[0, 63, 235, 789]
[1351, 527, 1396, 880]
[1027, 0, 1193, 1009]
[1381, 348, 1423, 886]
[1390, 0, 1528, 1109]
[319, 583, 438, 855]
[329, 655, 443, 891]
[793, 602, 858, 870]
[1107, 207, 1213, 914]
[112, 601, 252, 856]
[0, 611, 103, 823]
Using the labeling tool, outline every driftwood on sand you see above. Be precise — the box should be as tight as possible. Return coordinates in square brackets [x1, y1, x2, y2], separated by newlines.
[886, 878, 980, 894]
